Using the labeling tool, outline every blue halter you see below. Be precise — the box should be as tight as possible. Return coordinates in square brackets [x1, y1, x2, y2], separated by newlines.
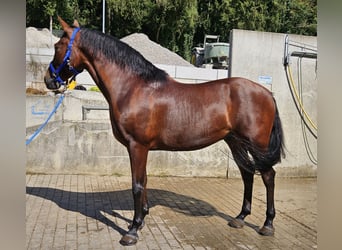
[49, 27, 83, 85]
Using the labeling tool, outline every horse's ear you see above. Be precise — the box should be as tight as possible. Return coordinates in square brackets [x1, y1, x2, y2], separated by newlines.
[58, 16, 70, 30]
[57, 16, 73, 36]
[73, 19, 80, 28]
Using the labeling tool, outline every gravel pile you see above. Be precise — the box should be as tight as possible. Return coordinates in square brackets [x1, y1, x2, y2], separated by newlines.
[26, 27, 59, 48]
[121, 33, 193, 67]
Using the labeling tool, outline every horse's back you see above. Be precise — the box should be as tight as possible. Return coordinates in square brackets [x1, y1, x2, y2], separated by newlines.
[144, 77, 275, 150]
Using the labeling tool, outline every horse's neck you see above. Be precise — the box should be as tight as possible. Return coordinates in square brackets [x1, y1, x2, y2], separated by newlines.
[83, 53, 135, 104]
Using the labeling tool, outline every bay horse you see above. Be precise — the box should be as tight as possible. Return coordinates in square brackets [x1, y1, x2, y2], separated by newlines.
[44, 17, 285, 246]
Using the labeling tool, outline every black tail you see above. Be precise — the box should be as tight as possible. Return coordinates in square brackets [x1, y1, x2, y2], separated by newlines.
[265, 101, 285, 166]
[225, 98, 285, 173]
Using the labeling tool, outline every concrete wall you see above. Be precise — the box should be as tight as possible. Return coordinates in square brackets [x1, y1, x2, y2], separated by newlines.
[26, 29, 317, 177]
[26, 91, 109, 128]
[26, 121, 230, 177]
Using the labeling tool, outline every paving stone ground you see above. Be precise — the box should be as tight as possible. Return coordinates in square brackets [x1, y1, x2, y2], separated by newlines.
[26, 175, 317, 249]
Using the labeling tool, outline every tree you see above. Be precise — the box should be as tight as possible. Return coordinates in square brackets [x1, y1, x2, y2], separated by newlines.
[281, 0, 317, 35]
[75, 0, 103, 30]
[106, 0, 151, 37]
[26, 0, 317, 59]
[44, 1, 56, 32]
[144, 0, 198, 60]
[26, 0, 85, 30]
[27, 0, 50, 28]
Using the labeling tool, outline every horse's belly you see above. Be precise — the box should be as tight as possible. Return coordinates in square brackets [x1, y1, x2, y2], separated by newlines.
[156, 126, 228, 151]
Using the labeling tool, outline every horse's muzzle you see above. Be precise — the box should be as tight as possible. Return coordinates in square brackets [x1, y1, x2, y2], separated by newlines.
[44, 76, 61, 90]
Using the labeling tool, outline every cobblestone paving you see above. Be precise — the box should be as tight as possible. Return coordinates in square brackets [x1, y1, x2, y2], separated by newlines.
[26, 175, 317, 249]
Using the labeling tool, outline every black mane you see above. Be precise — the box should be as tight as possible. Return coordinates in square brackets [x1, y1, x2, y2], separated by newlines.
[78, 28, 168, 82]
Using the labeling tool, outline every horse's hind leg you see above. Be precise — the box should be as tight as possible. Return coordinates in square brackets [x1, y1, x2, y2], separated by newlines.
[228, 166, 254, 229]
[258, 167, 276, 236]
[225, 136, 255, 228]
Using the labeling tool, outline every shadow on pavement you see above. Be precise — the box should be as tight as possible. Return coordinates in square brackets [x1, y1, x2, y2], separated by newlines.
[26, 186, 260, 236]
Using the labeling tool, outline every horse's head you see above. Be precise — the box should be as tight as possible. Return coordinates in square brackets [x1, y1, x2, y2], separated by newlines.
[44, 17, 83, 90]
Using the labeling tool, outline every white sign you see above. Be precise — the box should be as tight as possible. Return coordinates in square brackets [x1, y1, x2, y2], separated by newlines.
[258, 75, 272, 85]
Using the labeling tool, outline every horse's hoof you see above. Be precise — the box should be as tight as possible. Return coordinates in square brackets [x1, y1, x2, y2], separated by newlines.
[228, 218, 245, 228]
[258, 225, 274, 236]
[120, 233, 139, 246]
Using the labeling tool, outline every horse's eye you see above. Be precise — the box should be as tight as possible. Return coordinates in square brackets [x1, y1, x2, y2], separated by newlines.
[54, 45, 61, 52]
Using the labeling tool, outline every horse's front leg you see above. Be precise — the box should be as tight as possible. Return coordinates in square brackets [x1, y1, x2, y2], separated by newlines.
[120, 142, 149, 246]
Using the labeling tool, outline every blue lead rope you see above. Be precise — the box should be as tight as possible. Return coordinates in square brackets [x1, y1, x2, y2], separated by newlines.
[26, 94, 65, 145]
[27, 28, 81, 145]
